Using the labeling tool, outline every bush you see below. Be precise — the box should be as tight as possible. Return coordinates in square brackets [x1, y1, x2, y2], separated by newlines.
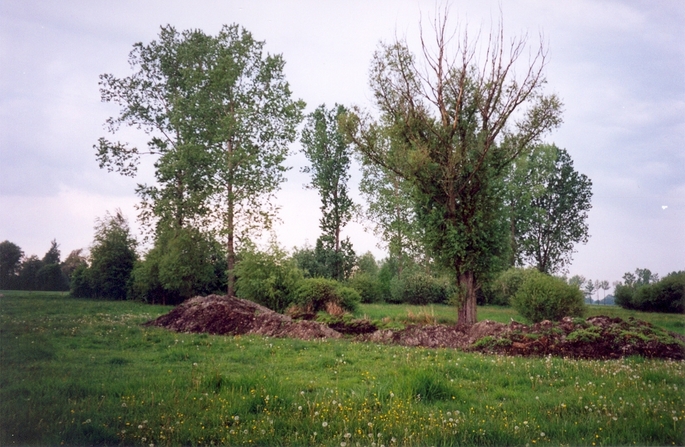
[234, 246, 303, 313]
[347, 272, 383, 303]
[511, 271, 585, 323]
[389, 272, 454, 305]
[292, 278, 360, 314]
[484, 267, 538, 305]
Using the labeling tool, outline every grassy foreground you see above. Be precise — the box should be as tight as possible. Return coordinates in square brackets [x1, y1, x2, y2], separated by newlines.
[1, 291, 683, 446]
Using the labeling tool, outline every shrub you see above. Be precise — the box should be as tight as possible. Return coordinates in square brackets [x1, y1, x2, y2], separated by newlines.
[234, 246, 303, 313]
[511, 271, 585, 323]
[292, 278, 359, 314]
[484, 267, 538, 305]
[347, 272, 383, 303]
[390, 272, 454, 305]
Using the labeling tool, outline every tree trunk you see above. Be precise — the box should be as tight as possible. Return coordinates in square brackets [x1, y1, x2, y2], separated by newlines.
[457, 271, 478, 326]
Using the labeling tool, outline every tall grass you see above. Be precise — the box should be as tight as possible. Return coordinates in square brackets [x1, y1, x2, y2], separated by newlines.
[1, 292, 683, 446]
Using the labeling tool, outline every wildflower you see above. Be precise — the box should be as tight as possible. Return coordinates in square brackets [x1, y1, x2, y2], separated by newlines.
[368, 422, 373, 427]
[233, 416, 240, 421]
[540, 432, 545, 437]
[523, 421, 528, 425]
[138, 425, 143, 429]
[344, 433, 352, 438]
[298, 406, 302, 411]
[322, 422, 328, 427]
[514, 426, 519, 430]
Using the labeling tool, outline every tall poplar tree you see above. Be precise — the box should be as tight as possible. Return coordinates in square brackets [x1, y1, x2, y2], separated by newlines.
[96, 25, 304, 297]
[301, 104, 356, 280]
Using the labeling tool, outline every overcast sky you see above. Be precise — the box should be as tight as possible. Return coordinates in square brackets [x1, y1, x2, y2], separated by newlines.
[1, 0, 683, 287]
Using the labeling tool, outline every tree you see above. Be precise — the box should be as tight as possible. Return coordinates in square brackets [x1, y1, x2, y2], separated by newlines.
[343, 11, 562, 325]
[17, 256, 43, 291]
[359, 156, 423, 279]
[506, 144, 592, 273]
[81, 210, 138, 300]
[61, 249, 88, 281]
[97, 25, 305, 297]
[301, 104, 356, 281]
[584, 279, 596, 302]
[0, 240, 23, 289]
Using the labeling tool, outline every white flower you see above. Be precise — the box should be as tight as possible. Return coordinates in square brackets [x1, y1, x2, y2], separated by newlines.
[138, 425, 143, 429]
[540, 432, 545, 437]
[298, 406, 302, 411]
[344, 433, 352, 439]
[322, 422, 328, 427]
[233, 415, 239, 421]
[341, 443, 347, 447]
[368, 422, 373, 427]
[514, 426, 519, 430]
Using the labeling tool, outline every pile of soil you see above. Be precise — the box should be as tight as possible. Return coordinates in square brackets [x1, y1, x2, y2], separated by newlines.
[467, 316, 685, 360]
[144, 295, 341, 340]
[146, 295, 684, 360]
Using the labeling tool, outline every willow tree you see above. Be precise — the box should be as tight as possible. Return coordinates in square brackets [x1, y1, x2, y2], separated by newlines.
[343, 13, 562, 325]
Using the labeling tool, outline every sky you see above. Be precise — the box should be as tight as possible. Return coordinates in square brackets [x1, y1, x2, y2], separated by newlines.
[1, 0, 683, 288]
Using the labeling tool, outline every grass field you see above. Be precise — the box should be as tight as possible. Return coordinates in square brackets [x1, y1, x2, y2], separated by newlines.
[1, 291, 683, 446]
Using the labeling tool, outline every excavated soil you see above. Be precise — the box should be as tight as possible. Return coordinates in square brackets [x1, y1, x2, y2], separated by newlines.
[145, 295, 684, 360]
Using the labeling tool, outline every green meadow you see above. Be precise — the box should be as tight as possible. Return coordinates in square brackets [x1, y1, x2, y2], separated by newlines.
[1, 291, 683, 446]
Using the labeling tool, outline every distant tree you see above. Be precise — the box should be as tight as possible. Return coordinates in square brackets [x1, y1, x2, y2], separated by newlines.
[301, 104, 356, 281]
[0, 240, 23, 289]
[567, 275, 587, 290]
[343, 12, 562, 325]
[597, 280, 610, 304]
[506, 144, 592, 274]
[76, 210, 138, 300]
[42, 239, 61, 265]
[358, 157, 423, 279]
[614, 268, 678, 312]
[17, 256, 43, 291]
[61, 249, 88, 281]
[584, 280, 596, 302]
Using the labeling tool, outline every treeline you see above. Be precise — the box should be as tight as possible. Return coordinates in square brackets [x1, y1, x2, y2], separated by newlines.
[614, 268, 684, 313]
[0, 240, 82, 291]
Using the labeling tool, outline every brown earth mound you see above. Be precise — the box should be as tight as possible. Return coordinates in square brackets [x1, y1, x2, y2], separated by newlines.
[145, 295, 684, 360]
[143, 295, 341, 340]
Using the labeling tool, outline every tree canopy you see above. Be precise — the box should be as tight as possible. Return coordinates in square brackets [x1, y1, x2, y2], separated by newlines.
[96, 24, 305, 297]
[343, 12, 562, 325]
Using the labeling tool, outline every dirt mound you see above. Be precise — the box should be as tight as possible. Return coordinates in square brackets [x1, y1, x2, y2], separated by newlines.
[145, 296, 683, 360]
[144, 295, 341, 340]
[469, 316, 685, 360]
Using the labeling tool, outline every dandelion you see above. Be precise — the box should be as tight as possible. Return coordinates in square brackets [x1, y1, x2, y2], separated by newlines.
[233, 416, 240, 421]
[341, 443, 347, 447]
[322, 422, 328, 427]
[514, 426, 519, 431]
[300, 391, 305, 395]
[298, 406, 302, 411]
[121, 403, 127, 408]
[344, 433, 352, 439]
[540, 432, 545, 437]
[368, 422, 373, 427]
[523, 421, 528, 425]
[138, 425, 143, 429]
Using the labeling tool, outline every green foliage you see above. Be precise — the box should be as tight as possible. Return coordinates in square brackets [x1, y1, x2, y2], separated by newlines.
[72, 210, 137, 300]
[616, 270, 684, 313]
[347, 272, 383, 303]
[566, 326, 602, 343]
[511, 271, 585, 323]
[234, 245, 303, 313]
[301, 104, 356, 281]
[506, 145, 592, 274]
[484, 267, 538, 305]
[390, 271, 455, 305]
[0, 240, 23, 289]
[130, 228, 225, 305]
[343, 18, 562, 325]
[293, 278, 359, 313]
[97, 24, 305, 297]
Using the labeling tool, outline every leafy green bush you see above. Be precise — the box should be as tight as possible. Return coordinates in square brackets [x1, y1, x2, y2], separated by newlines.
[390, 272, 454, 305]
[234, 246, 303, 313]
[292, 278, 359, 313]
[347, 272, 383, 303]
[484, 267, 538, 305]
[511, 271, 584, 323]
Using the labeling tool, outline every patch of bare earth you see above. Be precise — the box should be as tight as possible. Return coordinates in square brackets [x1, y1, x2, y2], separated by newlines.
[143, 295, 340, 340]
[145, 295, 684, 360]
